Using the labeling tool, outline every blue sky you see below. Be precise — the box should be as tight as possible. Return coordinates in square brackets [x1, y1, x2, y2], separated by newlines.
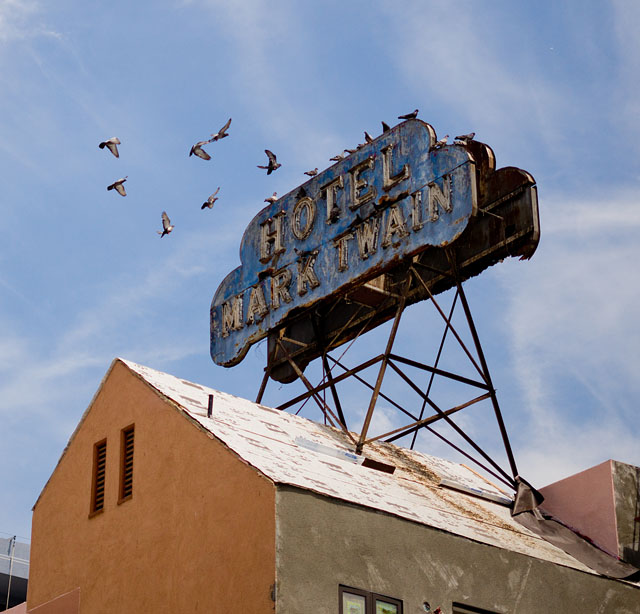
[1, 0, 639, 540]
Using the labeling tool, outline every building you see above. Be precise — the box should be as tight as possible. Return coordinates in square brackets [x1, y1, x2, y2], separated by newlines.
[27, 358, 640, 613]
[0, 536, 29, 611]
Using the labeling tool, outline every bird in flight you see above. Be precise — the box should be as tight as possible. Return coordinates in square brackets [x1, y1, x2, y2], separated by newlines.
[454, 132, 476, 143]
[99, 137, 121, 158]
[381, 121, 391, 132]
[210, 118, 232, 142]
[257, 150, 281, 174]
[304, 168, 318, 177]
[264, 192, 278, 204]
[398, 109, 419, 120]
[430, 135, 449, 151]
[190, 140, 213, 160]
[201, 187, 221, 210]
[107, 177, 127, 196]
[157, 212, 174, 237]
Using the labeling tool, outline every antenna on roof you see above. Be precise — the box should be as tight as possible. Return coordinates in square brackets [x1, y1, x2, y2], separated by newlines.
[207, 394, 213, 419]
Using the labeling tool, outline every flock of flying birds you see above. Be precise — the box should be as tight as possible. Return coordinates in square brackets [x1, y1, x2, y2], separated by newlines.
[99, 110, 475, 239]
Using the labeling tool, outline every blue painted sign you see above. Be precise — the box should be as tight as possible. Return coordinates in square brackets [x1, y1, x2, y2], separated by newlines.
[210, 120, 477, 366]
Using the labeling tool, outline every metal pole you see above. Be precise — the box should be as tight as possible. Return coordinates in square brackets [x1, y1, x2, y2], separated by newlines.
[410, 291, 459, 449]
[356, 278, 410, 454]
[449, 255, 519, 480]
[5, 535, 15, 610]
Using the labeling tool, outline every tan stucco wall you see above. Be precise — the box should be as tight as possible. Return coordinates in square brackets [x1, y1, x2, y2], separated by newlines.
[275, 487, 640, 614]
[29, 361, 276, 613]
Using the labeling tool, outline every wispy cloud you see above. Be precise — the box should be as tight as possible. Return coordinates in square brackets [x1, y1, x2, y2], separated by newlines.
[495, 190, 640, 483]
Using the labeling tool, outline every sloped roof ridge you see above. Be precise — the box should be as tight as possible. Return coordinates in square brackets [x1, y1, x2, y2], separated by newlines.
[118, 358, 605, 575]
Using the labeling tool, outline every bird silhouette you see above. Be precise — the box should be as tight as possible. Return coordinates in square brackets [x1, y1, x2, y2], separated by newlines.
[257, 150, 281, 174]
[190, 140, 212, 160]
[210, 118, 232, 142]
[430, 135, 449, 150]
[201, 187, 221, 210]
[107, 176, 127, 196]
[264, 192, 278, 204]
[99, 137, 121, 158]
[157, 212, 174, 237]
[398, 109, 419, 120]
[304, 168, 318, 177]
[364, 131, 374, 144]
[454, 132, 476, 143]
[381, 121, 391, 132]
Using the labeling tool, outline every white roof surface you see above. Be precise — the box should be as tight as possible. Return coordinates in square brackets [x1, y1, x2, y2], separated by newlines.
[121, 358, 596, 574]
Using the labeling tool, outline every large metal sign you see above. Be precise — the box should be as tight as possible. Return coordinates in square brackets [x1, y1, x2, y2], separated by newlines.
[211, 120, 479, 367]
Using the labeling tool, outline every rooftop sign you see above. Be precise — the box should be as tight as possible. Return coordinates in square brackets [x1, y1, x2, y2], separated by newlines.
[210, 120, 479, 367]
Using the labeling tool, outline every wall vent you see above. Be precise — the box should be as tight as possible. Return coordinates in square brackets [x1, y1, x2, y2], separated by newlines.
[90, 439, 107, 515]
[119, 425, 135, 502]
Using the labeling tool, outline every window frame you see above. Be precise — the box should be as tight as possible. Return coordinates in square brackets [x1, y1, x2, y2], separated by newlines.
[339, 585, 403, 614]
[118, 423, 135, 504]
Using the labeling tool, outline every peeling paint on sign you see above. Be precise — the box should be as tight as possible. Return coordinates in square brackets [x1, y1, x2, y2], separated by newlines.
[210, 120, 477, 367]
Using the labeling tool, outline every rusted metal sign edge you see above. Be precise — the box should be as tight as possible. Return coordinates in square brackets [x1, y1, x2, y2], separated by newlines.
[211, 120, 478, 367]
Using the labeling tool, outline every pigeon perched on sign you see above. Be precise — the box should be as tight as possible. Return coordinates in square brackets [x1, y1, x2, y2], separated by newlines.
[330, 153, 345, 162]
[157, 212, 174, 237]
[99, 137, 121, 158]
[398, 109, 419, 120]
[107, 177, 127, 196]
[264, 192, 278, 204]
[364, 131, 374, 144]
[381, 121, 391, 132]
[430, 135, 449, 151]
[257, 150, 281, 174]
[210, 118, 232, 142]
[190, 140, 212, 160]
[304, 168, 318, 177]
[455, 132, 475, 142]
[201, 187, 221, 210]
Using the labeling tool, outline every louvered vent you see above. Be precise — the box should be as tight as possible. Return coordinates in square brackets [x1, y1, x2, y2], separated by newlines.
[91, 440, 107, 514]
[120, 426, 134, 502]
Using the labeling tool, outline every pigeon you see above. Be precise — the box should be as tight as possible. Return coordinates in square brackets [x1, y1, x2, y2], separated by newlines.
[190, 140, 212, 160]
[344, 148, 357, 155]
[107, 176, 127, 196]
[264, 192, 278, 204]
[304, 168, 318, 177]
[454, 132, 476, 143]
[157, 211, 174, 237]
[99, 137, 121, 158]
[398, 109, 419, 120]
[381, 121, 391, 133]
[210, 117, 232, 142]
[364, 131, 374, 144]
[430, 135, 449, 151]
[257, 149, 281, 174]
[330, 153, 345, 162]
[201, 187, 221, 210]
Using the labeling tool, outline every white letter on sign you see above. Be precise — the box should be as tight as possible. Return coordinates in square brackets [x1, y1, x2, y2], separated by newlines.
[260, 212, 286, 263]
[221, 295, 244, 337]
[291, 197, 316, 240]
[428, 176, 452, 222]
[246, 284, 269, 324]
[349, 156, 377, 208]
[297, 253, 321, 296]
[381, 143, 409, 190]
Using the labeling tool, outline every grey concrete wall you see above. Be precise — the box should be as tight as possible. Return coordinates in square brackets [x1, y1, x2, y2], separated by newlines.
[275, 487, 640, 614]
[613, 461, 640, 567]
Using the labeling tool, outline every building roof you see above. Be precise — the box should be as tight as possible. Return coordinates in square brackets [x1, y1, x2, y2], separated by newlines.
[117, 358, 607, 577]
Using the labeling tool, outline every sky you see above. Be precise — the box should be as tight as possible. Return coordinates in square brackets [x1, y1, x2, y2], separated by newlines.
[1, 0, 639, 541]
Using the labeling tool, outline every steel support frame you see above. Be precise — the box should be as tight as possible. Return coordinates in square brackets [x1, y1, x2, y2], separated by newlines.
[255, 263, 519, 490]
